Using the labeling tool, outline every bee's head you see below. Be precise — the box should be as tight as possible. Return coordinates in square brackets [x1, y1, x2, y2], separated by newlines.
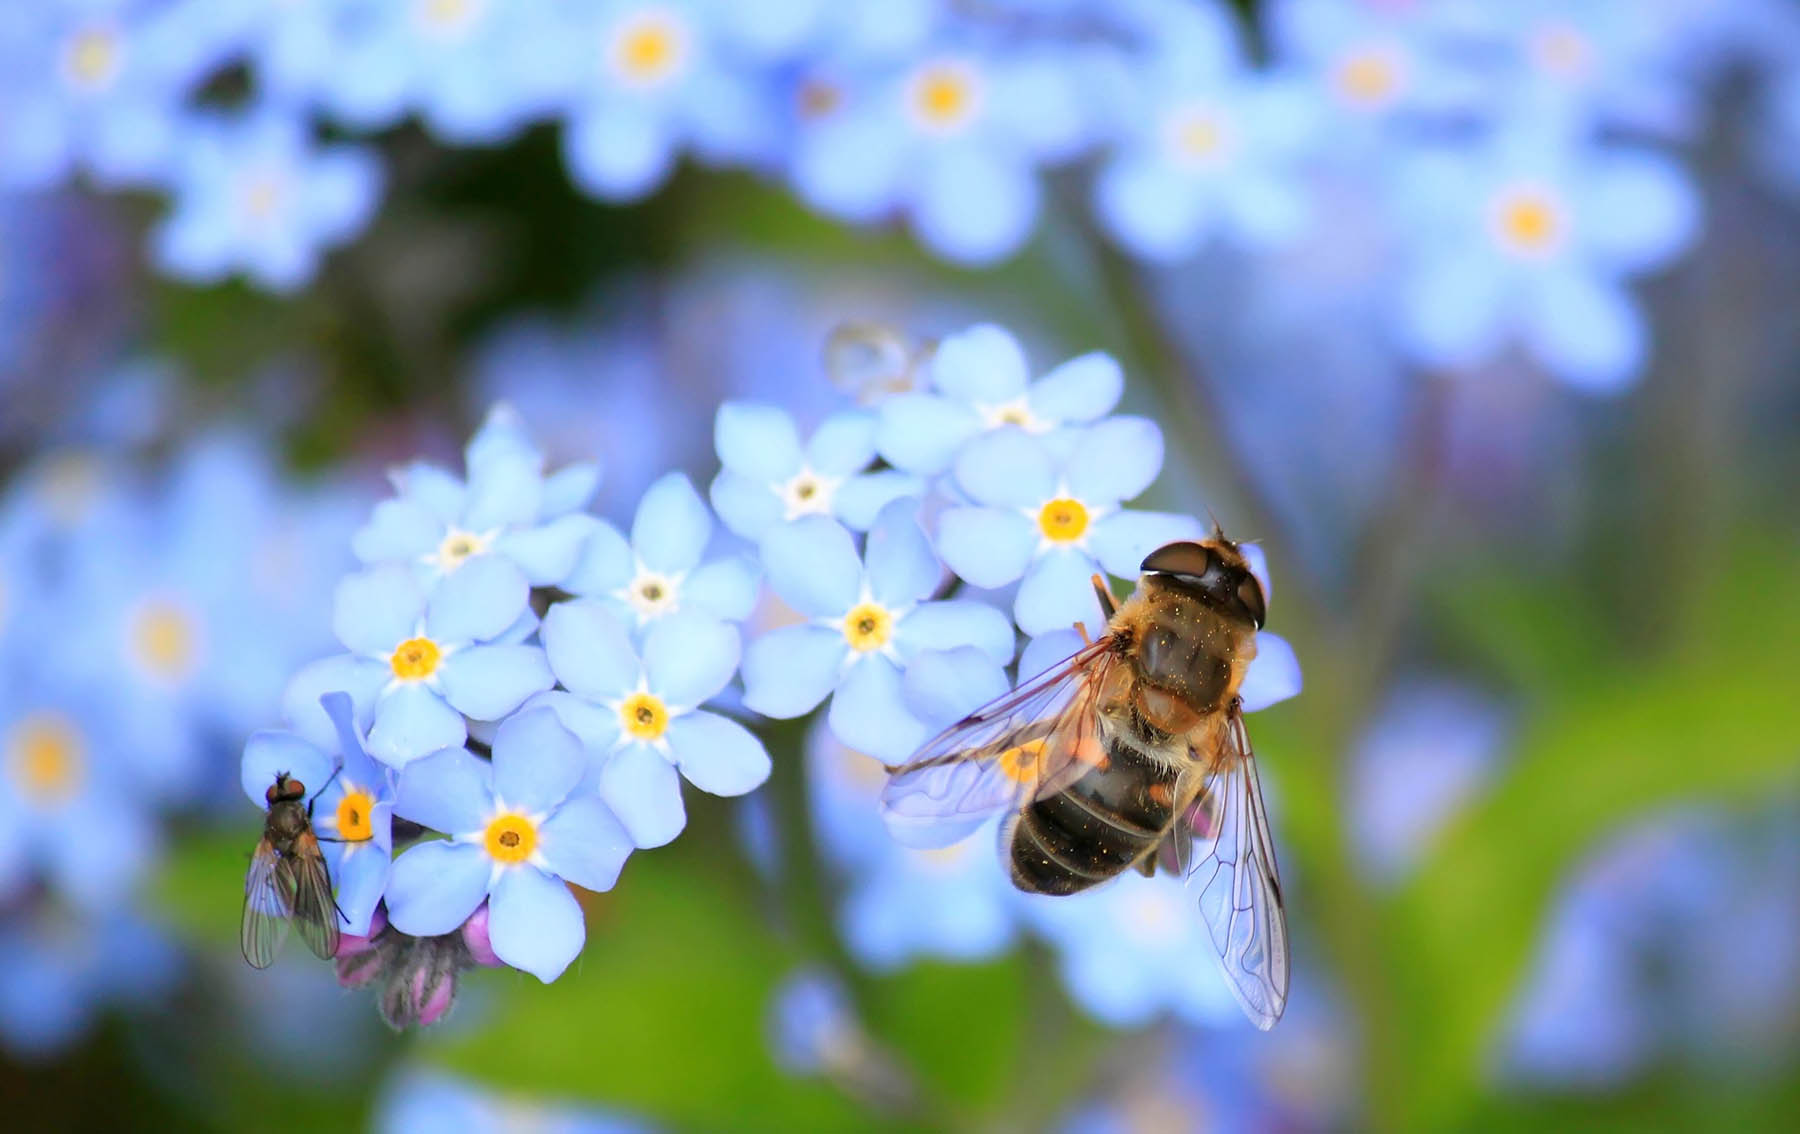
[266, 773, 305, 807]
[1140, 537, 1267, 628]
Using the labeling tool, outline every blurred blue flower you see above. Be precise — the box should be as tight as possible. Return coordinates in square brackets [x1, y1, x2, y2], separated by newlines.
[768, 966, 860, 1076]
[532, 602, 771, 849]
[709, 403, 921, 540]
[874, 324, 1123, 477]
[742, 502, 1014, 762]
[150, 108, 382, 292]
[0, 907, 180, 1061]
[1388, 127, 1700, 392]
[1269, 0, 1479, 139]
[374, 1066, 655, 1134]
[354, 403, 601, 590]
[936, 420, 1201, 636]
[284, 560, 554, 768]
[564, 472, 760, 632]
[240, 692, 395, 936]
[384, 709, 634, 982]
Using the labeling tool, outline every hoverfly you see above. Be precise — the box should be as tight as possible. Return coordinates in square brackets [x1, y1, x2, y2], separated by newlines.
[241, 770, 342, 968]
[881, 533, 1290, 1028]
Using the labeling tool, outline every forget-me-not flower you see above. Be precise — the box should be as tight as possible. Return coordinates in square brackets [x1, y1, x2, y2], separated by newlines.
[283, 561, 553, 768]
[240, 692, 394, 936]
[374, 1066, 655, 1134]
[0, 907, 180, 1060]
[874, 324, 1123, 477]
[564, 471, 760, 632]
[709, 403, 921, 541]
[743, 500, 1015, 763]
[383, 709, 634, 983]
[531, 602, 771, 849]
[935, 419, 1202, 636]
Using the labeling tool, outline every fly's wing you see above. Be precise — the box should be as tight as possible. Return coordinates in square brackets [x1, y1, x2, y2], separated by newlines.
[880, 637, 1115, 849]
[284, 831, 342, 961]
[241, 839, 293, 969]
[1181, 702, 1289, 1030]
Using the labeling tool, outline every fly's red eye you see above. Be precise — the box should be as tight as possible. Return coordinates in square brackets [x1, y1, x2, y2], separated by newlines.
[284, 779, 306, 798]
[265, 783, 282, 805]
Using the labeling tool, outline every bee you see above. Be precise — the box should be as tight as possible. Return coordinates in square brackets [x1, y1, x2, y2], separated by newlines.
[880, 532, 1289, 1028]
[241, 770, 342, 969]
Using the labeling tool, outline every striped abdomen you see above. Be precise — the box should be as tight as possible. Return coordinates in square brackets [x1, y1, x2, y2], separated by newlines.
[1006, 739, 1181, 896]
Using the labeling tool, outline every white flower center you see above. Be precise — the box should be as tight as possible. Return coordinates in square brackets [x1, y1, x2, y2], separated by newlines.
[1123, 885, 1180, 945]
[61, 25, 123, 94]
[1162, 103, 1234, 169]
[432, 527, 493, 572]
[416, 0, 483, 36]
[976, 396, 1048, 433]
[1530, 22, 1592, 80]
[778, 467, 841, 521]
[621, 568, 682, 622]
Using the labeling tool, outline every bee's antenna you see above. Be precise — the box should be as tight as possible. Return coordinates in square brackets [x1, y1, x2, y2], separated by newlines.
[1204, 505, 1226, 542]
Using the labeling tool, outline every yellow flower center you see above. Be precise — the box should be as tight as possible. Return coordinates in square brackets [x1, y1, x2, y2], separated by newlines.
[484, 813, 538, 864]
[907, 61, 979, 132]
[1493, 188, 1564, 256]
[611, 9, 686, 87]
[997, 738, 1046, 785]
[390, 637, 443, 681]
[436, 527, 487, 570]
[420, 0, 477, 32]
[335, 789, 376, 841]
[9, 713, 84, 805]
[63, 27, 121, 91]
[131, 600, 197, 682]
[1530, 23, 1591, 78]
[841, 603, 893, 653]
[1037, 497, 1090, 543]
[916, 844, 970, 872]
[620, 692, 670, 741]
[1334, 47, 1401, 109]
[1167, 106, 1228, 164]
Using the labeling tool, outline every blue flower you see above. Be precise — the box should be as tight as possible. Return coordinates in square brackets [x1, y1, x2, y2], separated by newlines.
[0, 907, 180, 1060]
[1388, 126, 1700, 392]
[383, 709, 634, 983]
[283, 560, 554, 768]
[709, 402, 921, 540]
[150, 108, 382, 292]
[374, 1066, 655, 1134]
[564, 471, 760, 632]
[742, 501, 1015, 762]
[874, 324, 1123, 476]
[934, 420, 1202, 636]
[768, 967, 861, 1077]
[532, 602, 771, 849]
[240, 692, 395, 936]
[353, 403, 601, 590]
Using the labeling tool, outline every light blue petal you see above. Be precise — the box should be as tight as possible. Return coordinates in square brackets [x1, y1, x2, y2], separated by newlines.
[1029, 351, 1123, 424]
[495, 513, 598, 587]
[684, 555, 760, 622]
[1093, 152, 1210, 262]
[742, 624, 847, 718]
[491, 708, 585, 812]
[521, 689, 622, 757]
[352, 498, 441, 563]
[913, 145, 1038, 265]
[333, 565, 426, 656]
[930, 324, 1031, 404]
[1395, 251, 1508, 370]
[875, 394, 982, 475]
[758, 516, 862, 617]
[393, 746, 493, 834]
[708, 470, 784, 541]
[320, 691, 378, 784]
[901, 647, 1011, 729]
[541, 600, 640, 701]
[953, 430, 1056, 508]
[593, 741, 685, 847]
[863, 498, 940, 608]
[562, 518, 634, 595]
[1014, 549, 1106, 638]
[389, 462, 465, 524]
[463, 448, 543, 532]
[1576, 150, 1700, 273]
[488, 865, 585, 982]
[332, 842, 392, 936]
[715, 402, 802, 481]
[633, 472, 711, 574]
[368, 684, 467, 768]
[803, 411, 877, 476]
[936, 507, 1037, 589]
[239, 731, 334, 809]
[564, 98, 674, 201]
[538, 794, 634, 891]
[1088, 510, 1205, 579]
[540, 461, 601, 516]
[1240, 632, 1303, 712]
[895, 600, 1016, 665]
[48, 797, 155, 913]
[666, 710, 773, 796]
[1519, 267, 1644, 394]
[1066, 417, 1164, 506]
[386, 840, 492, 936]
[1020, 628, 1087, 684]
[827, 656, 929, 764]
[282, 655, 389, 752]
[426, 553, 529, 644]
[644, 613, 739, 707]
[438, 645, 555, 721]
[834, 470, 926, 531]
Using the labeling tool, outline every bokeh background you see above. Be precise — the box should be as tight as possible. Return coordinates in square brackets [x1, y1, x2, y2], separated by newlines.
[3, 0, 1799, 1130]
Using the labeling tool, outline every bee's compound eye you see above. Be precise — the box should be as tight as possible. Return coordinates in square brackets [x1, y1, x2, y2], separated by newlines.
[1141, 541, 1213, 578]
[1236, 575, 1267, 628]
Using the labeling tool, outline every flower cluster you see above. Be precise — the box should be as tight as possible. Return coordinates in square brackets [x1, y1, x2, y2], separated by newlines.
[6, 1, 1797, 387]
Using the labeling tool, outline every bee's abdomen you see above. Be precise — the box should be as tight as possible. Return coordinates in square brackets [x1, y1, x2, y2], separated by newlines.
[1008, 744, 1181, 896]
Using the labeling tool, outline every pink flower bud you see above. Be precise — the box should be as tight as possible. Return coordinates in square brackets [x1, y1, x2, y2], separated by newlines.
[461, 902, 502, 967]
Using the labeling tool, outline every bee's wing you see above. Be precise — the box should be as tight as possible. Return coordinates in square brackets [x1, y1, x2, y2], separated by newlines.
[284, 831, 342, 961]
[241, 838, 293, 969]
[1181, 702, 1290, 1030]
[880, 636, 1116, 849]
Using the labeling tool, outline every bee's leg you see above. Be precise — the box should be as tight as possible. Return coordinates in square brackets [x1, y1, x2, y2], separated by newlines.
[1133, 853, 1158, 878]
[1089, 574, 1117, 620]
